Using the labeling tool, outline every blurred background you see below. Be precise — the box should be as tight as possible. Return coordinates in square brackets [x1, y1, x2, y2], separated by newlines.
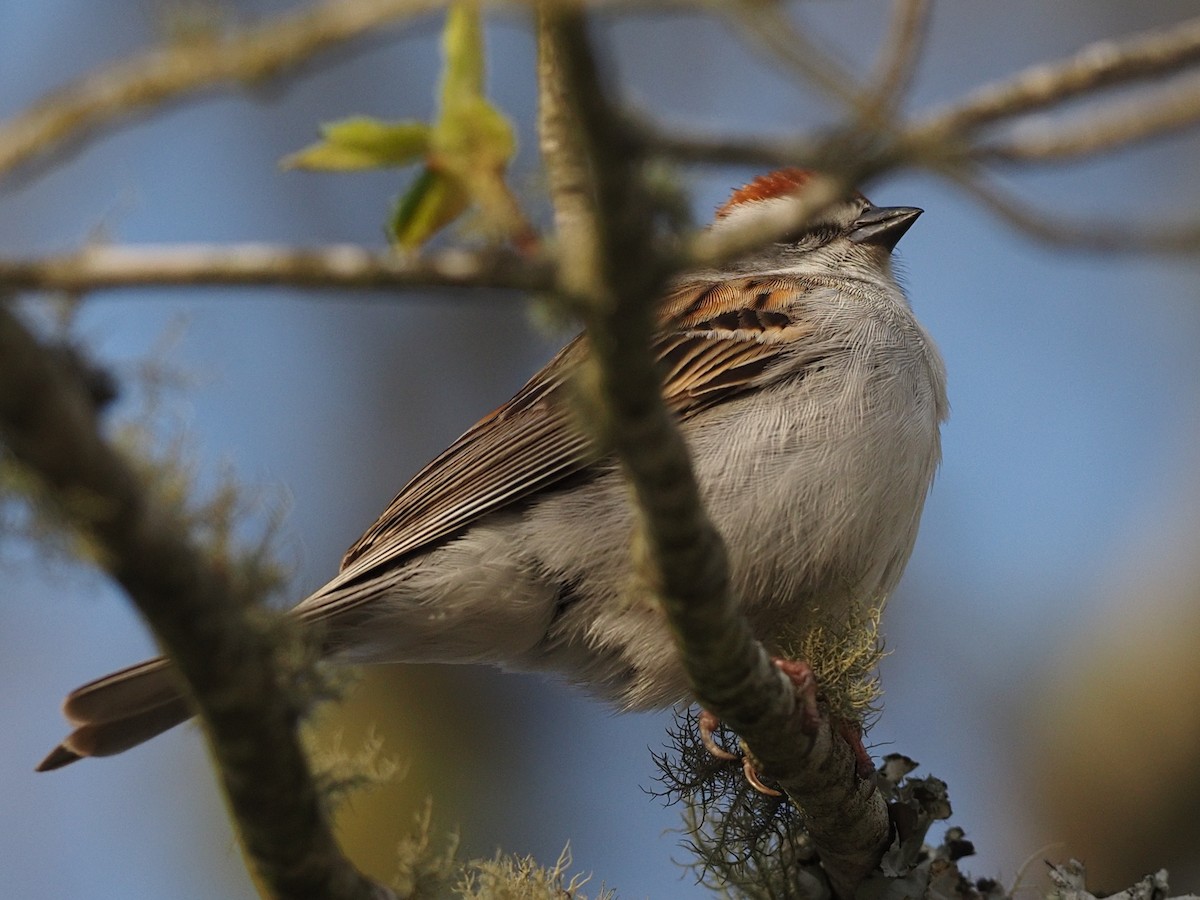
[3, 0, 1200, 896]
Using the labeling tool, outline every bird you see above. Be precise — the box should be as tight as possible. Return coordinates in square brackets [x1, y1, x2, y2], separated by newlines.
[37, 168, 948, 772]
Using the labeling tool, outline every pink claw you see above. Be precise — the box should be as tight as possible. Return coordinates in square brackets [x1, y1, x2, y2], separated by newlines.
[772, 658, 821, 733]
[698, 708, 738, 761]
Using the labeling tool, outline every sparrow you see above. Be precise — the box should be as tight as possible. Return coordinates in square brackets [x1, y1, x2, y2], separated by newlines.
[37, 168, 947, 772]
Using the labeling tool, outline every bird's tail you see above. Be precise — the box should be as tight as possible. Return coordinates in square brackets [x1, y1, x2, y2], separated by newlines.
[36, 658, 191, 772]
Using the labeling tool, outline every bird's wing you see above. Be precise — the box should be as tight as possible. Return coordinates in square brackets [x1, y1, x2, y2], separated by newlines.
[335, 335, 594, 578]
[301, 275, 816, 618]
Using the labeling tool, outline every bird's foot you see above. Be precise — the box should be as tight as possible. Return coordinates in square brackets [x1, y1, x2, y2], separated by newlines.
[698, 657, 872, 794]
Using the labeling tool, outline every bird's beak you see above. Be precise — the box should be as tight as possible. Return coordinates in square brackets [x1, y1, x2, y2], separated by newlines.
[849, 205, 923, 251]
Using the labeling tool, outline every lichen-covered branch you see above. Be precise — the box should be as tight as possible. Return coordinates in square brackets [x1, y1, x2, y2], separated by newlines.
[537, 5, 888, 897]
[0, 305, 395, 900]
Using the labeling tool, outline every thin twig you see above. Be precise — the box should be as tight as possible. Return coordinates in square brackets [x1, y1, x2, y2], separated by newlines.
[0, 243, 553, 294]
[0, 0, 445, 185]
[603, 15, 1200, 179]
[860, 0, 931, 119]
[721, 0, 927, 141]
[638, 122, 821, 169]
[720, 0, 866, 112]
[0, 307, 395, 900]
[944, 167, 1200, 254]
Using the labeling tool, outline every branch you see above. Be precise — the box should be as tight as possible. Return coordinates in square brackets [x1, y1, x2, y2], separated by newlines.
[714, 0, 917, 142]
[634, 15, 1200, 178]
[0, 0, 445, 185]
[720, 0, 865, 112]
[944, 169, 1200, 254]
[909, 15, 1200, 141]
[0, 243, 553, 294]
[645, 16, 1200, 259]
[638, 122, 820, 168]
[537, 5, 887, 898]
[648, 15, 1200, 175]
[859, 0, 931, 119]
[978, 72, 1200, 162]
[0, 306, 395, 900]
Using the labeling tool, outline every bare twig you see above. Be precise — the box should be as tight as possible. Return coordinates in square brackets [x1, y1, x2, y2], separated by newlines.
[610, 14, 1200, 181]
[0, 307, 395, 900]
[722, 0, 931, 139]
[944, 167, 1200, 254]
[640, 130, 804, 168]
[979, 72, 1200, 162]
[860, 0, 931, 119]
[642, 15, 1200, 262]
[0, 0, 445, 185]
[720, 0, 865, 111]
[0, 243, 553, 294]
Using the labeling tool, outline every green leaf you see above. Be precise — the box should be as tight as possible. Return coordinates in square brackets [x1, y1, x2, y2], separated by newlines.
[439, 0, 485, 110]
[436, 97, 514, 168]
[389, 169, 470, 249]
[281, 117, 431, 171]
[283, 0, 532, 250]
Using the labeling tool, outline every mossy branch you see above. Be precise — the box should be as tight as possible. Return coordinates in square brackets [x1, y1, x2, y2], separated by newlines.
[0, 305, 395, 899]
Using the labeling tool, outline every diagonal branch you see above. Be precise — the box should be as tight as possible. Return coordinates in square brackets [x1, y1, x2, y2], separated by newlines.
[942, 168, 1200, 254]
[637, 123, 819, 168]
[0, 0, 445, 185]
[909, 14, 1200, 141]
[720, 0, 865, 112]
[0, 306, 395, 900]
[645, 15, 1200, 261]
[977, 72, 1200, 163]
[860, 0, 931, 119]
[646, 15, 1200, 184]
[536, 4, 889, 898]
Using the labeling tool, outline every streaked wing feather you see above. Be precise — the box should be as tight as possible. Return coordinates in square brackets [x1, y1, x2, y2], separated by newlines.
[337, 338, 592, 575]
[658, 275, 816, 410]
[314, 276, 815, 613]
